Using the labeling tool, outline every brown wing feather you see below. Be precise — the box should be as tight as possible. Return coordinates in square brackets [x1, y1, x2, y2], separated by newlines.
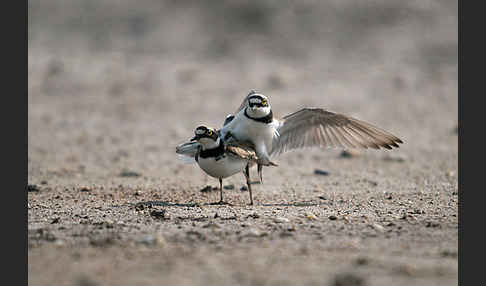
[271, 108, 403, 156]
[225, 144, 258, 161]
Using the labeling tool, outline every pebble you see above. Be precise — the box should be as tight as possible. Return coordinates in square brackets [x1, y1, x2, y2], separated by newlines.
[371, 223, 385, 232]
[425, 221, 441, 228]
[274, 217, 290, 223]
[247, 212, 260, 219]
[79, 186, 91, 192]
[329, 215, 337, 220]
[383, 154, 407, 163]
[119, 170, 141, 177]
[135, 234, 165, 246]
[200, 186, 213, 193]
[202, 222, 220, 229]
[314, 169, 330, 176]
[27, 184, 40, 192]
[247, 228, 262, 237]
[240, 186, 248, 191]
[340, 149, 360, 158]
[354, 257, 369, 266]
[150, 210, 166, 219]
[223, 184, 235, 190]
[305, 213, 318, 220]
[333, 272, 365, 286]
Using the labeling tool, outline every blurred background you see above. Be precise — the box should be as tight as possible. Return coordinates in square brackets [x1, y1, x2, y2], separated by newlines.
[28, 0, 457, 184]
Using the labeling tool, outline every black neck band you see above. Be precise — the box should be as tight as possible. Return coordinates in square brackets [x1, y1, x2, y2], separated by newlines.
[199, 140, 225, 159]
[244, 108, 273, 124]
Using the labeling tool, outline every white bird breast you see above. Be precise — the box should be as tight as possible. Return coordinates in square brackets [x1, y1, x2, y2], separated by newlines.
[197, 156, 247, 179]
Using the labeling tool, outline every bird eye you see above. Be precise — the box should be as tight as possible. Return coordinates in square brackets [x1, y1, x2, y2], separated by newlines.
[262, 99, 267, 106]
[207, 130, 213, 136]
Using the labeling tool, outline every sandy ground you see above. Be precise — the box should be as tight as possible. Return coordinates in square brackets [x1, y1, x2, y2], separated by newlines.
[28, 1, 457, 285]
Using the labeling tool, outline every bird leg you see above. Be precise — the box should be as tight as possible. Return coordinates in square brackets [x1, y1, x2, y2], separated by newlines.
[245, 164, 254, 205]
[209, 178, 232, 205]
[256, 160, 278, 184]
[258, 164, 264, 184]
[219, 178, 223, 203]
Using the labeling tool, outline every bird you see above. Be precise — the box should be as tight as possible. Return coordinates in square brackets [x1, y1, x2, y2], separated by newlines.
[176, 125, 259, 205]
[219, 90, 404, 182]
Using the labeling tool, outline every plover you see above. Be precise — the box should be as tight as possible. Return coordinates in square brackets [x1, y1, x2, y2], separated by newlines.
[219, 90, 403, 181]
[176, 125, 258, 205]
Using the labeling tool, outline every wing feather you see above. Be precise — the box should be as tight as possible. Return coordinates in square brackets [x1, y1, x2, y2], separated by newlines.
[271, 108, 403, 156]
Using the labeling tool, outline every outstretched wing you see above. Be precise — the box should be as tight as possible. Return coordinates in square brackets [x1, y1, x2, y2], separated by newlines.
[271, 108, 403, 156]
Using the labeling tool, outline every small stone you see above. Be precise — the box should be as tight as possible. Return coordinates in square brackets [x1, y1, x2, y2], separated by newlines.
[425, 221, 440, 228]
[333, 273, 365, 286]
[247, 212, 260, 219]
[354, 257, 369, 266]
[79, 186, 91, 192]
[383, 154, 407, 163]
[51, 217, 60, 224]
[314, 169, 330, 176]
[371, 223, 385, 232]
[119, 170, 141, 177]
[135, 234, 165, 246]
[329, 215, 337, 221]
[274, 217, 290, 223]
[103, 220, 114, 228]
[395, 265, 417, 276]
[247, 228, 262, 237]
[27, 184, 40, 192]
[240, 186, 248, 191]
[202, 222, 221, 229]
[223, 184, 235, 190]
[200, 186, 213, 193]
[305, 213, 318, 220]
[318, 196, 327, 200]
[446, 171, 456, 177]
[150, 210, 166, 219]
[440, 250, 457, 258]
[340, 149, 360, 158]
[75, 275, 100, 286]
[40, 180, 48, 185]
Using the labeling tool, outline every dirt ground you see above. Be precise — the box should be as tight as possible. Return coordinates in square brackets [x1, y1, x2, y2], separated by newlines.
[28, 1, 457, 285]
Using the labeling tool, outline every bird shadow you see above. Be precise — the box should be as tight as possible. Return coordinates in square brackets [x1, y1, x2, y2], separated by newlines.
[132, 200, 320, 208]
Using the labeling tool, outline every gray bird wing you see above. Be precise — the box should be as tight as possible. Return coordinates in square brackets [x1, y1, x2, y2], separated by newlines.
[175, 141, 200, 163]
[222, 114, 235, 127]
[270, 108, 403, 156]
[235, 96, 249, 114]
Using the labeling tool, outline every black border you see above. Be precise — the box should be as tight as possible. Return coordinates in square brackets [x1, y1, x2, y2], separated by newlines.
[6, 0, 27, 284]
